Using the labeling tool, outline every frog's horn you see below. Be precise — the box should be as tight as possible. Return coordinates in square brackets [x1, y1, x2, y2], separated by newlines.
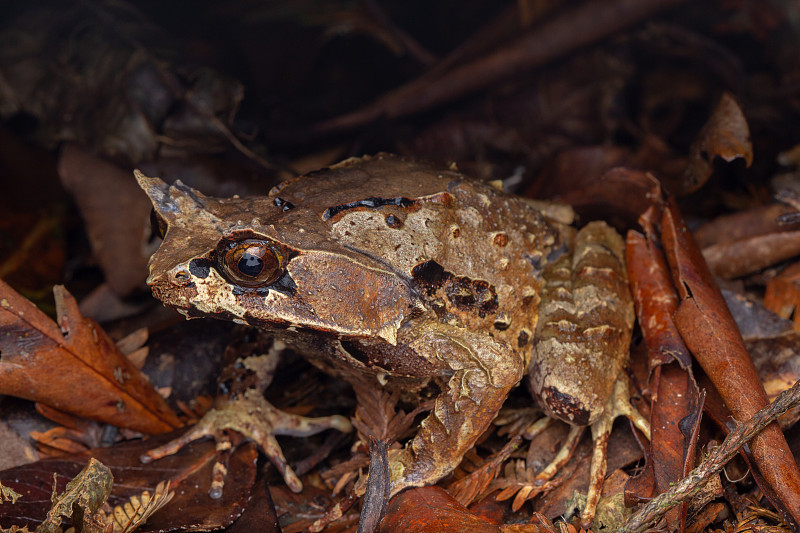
[134, 170, 220, 228]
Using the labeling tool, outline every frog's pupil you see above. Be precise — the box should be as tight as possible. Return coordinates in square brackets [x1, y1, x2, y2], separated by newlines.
[238, 253, 264, 277]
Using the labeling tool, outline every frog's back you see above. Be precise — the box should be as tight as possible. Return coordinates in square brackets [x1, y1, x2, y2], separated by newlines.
[272, 153, 573, 359]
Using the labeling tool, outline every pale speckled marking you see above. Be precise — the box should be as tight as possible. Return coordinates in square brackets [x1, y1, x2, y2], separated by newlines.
[545, 319, 579, 331]
[330, 208, 444, 274]
[264, 289, 290, 303]
[455, 207, 483, 228]
[188, 268, 250, 319]
[583, 325, 615, 337]
[521, 286, 538, 299]
[546, 299, 577, 314]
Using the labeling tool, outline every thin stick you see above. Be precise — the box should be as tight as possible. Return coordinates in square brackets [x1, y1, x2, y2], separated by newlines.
[622, 378, 800, 532]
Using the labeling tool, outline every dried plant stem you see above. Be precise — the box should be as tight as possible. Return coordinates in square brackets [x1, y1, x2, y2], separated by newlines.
[622, 378, 800, 532]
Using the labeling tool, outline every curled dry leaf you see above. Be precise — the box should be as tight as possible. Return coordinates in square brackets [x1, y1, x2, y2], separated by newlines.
[702, 230, 800, 279]
[626, 229, 701, 530]
[683, 91, 753, 194]
[0, 280, 181, 434]
[661, 197, 800, 526]
[622, 378, 800, 532]
[693, 204, 797, 249]
[625, 228, 692, 371]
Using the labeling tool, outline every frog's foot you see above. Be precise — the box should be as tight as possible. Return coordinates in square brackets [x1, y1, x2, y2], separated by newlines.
[527, 375, 649, 526]
[141, 388, 352, 499]
[579, 374, 649, 528]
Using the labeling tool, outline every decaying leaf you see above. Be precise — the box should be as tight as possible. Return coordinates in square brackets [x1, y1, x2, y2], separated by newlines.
[39, 457, 113, 533]
[0, 434, 258, 532]
[693, 202, 800, 281]
[622, 379, 800, 532]
[626, 227, 701, 530]
[702, 230, 800, 279]
[0, 484, 21, 504]
[380, 485, 547, 532]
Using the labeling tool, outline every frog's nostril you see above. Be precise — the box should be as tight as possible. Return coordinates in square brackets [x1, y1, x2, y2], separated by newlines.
[171, 267, 192, 285]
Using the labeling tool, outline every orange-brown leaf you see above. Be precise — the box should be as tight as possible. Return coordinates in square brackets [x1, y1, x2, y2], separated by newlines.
[764, 261, 800, 331]
[0, 280, 181, 434]
[380, 486, 551, 532]
[448, 435, 522, 507]
[661, 197, 800, 526]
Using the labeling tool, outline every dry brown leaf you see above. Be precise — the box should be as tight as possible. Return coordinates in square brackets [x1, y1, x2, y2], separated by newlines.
[448, 435, 522, 507]
[683, 91, 753, 194]
[57, 145, 153, 297]
[765, 261, 800, 331]
[490, 458, 561, 512]
[0, 281, 181, 434]
[351, 379, 427, 442]
[661, 197, 800, 526]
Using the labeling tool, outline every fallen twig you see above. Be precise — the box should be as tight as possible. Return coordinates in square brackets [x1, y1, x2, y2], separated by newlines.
[312, 0, 690, 134]
[622, 378, 800, 532]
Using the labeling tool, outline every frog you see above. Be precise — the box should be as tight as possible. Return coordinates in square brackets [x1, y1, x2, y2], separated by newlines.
[135, 153, 649, 527]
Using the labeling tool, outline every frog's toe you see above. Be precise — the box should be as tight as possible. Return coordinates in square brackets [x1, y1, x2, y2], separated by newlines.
[533, 425, 585, 484]
[258, 433, 303, 493]
[581, 374, 650, 528]
[139, 414, 221, 464]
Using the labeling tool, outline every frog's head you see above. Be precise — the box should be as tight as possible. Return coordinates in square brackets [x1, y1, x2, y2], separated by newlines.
[135, 170, 416, 345]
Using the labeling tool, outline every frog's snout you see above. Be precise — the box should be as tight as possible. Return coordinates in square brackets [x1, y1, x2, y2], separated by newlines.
[146, 265, 196, 312]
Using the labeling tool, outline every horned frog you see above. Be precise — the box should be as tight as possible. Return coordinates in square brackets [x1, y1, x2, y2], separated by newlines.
[136, 153, 648, 526]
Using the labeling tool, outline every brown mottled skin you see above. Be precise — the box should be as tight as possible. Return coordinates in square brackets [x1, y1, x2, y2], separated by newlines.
[136, 154, 637, 507]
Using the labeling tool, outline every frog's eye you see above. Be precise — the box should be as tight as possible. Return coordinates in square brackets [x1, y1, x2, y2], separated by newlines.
[220, 240, 285, 286]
